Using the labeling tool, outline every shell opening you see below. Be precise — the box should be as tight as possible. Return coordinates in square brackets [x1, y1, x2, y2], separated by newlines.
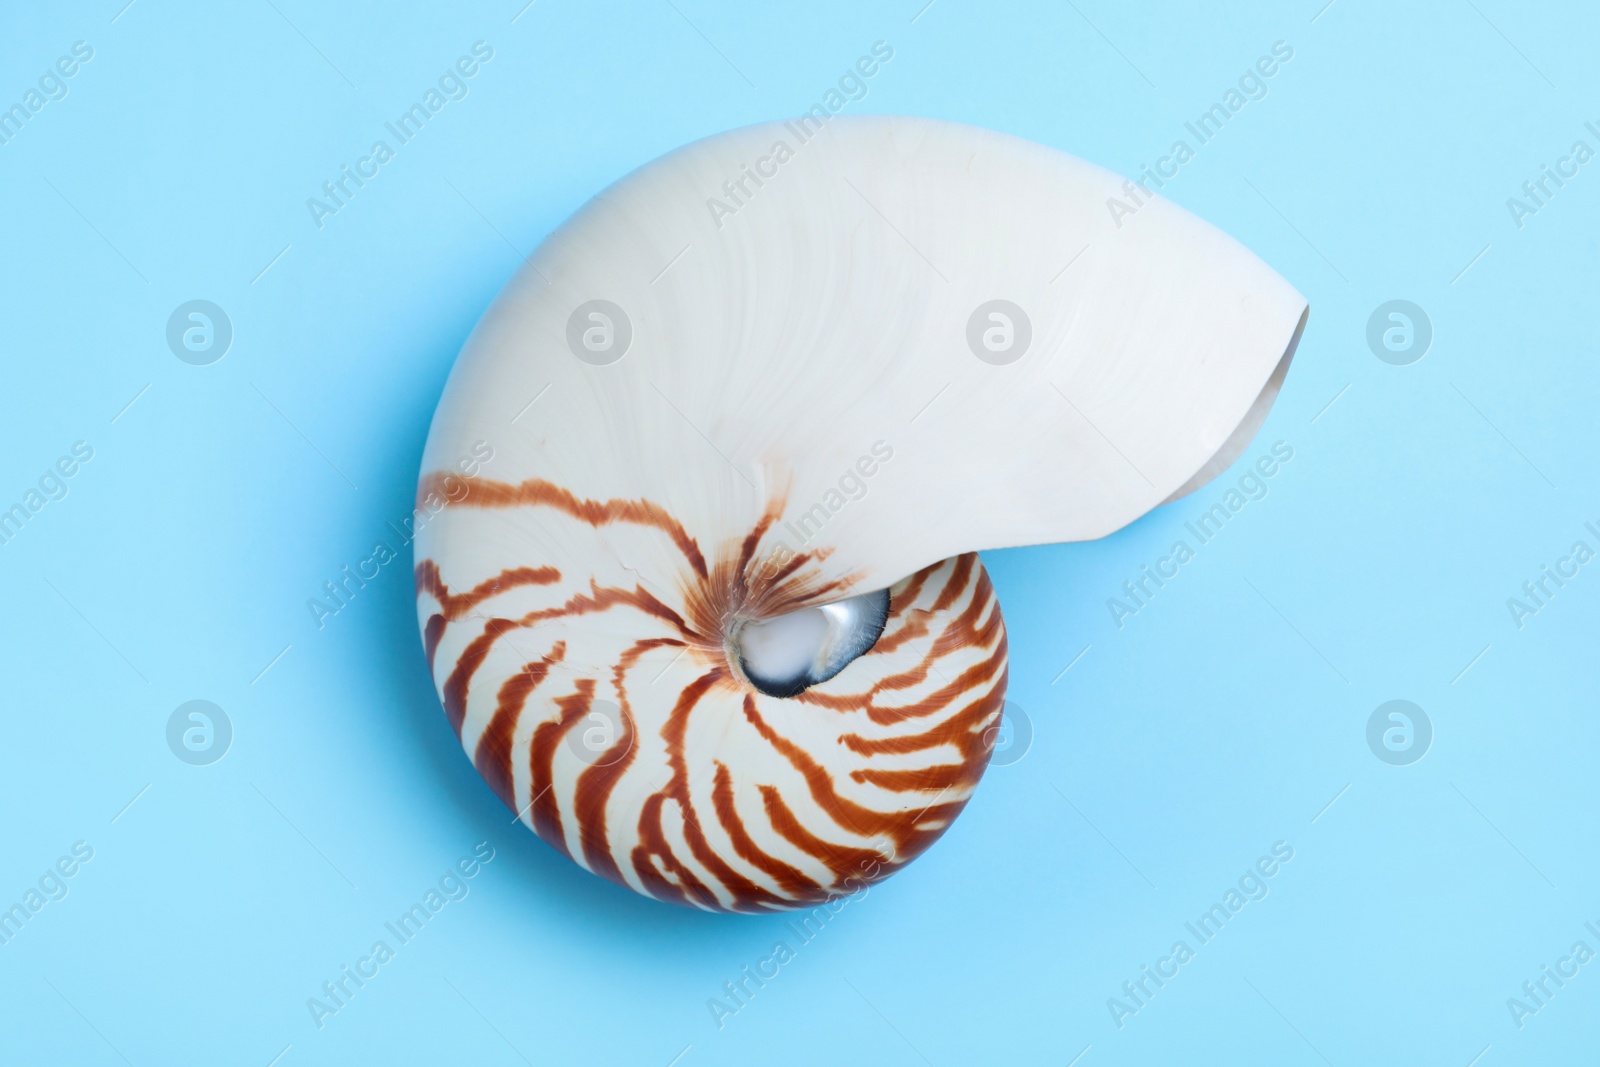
[729, 588, 891, 698]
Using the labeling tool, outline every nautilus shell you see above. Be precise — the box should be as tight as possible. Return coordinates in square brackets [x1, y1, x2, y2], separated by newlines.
[414, 116, 1307, 912]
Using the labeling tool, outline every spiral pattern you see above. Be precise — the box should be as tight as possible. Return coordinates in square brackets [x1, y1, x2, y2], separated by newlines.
[414, 472, 1008, 912]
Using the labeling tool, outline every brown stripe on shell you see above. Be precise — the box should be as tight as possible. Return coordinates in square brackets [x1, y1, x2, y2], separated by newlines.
[631, 668, 728, 906]
[438, 583, 695, 740]
[527, 681, 595, 859]
[632, 792, 717, 909]
[473, 640, 566, 812]
[422, 614, 447, 673]
[710, 760, 824, 901]
[416, 470, 1009, 913]
[928, 552, 976, 612]
[847, 765, 969, 790]
[839, 684, 1008, 758]
[738, 696, 985, 878]
[869, 562, 939, 655]
[416, 559, 561, 621]
[418, 473, 710, 579]
[573, 638, 678, 885]
[637, 669, 787, 912]
[758, 784, 893, 881]
[443, 617, 529, 738]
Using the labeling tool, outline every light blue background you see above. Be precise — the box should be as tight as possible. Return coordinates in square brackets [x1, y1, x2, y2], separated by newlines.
[3, 1, 1597, 1064]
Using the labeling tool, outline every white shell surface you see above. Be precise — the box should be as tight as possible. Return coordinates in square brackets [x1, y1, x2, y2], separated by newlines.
[415, 116, 1305, 911]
